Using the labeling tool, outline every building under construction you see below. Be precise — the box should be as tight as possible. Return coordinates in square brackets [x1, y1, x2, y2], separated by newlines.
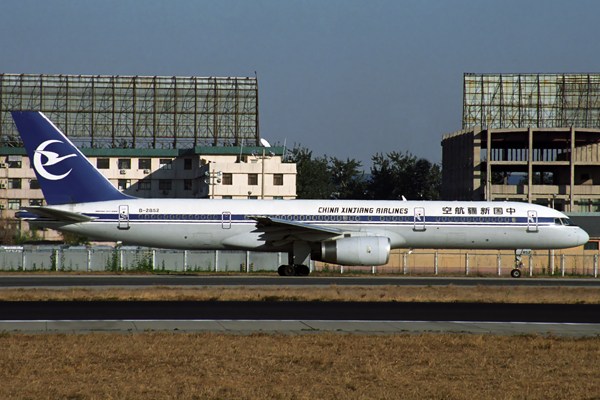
[0, 73, 260, 149]
[442, 73, 600, 214]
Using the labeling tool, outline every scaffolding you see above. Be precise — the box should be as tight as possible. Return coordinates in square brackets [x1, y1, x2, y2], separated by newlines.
[0, 74, 260, 149]
[463, 73, 600, 129]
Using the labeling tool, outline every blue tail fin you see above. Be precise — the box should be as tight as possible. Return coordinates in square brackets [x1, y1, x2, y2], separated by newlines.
[11, 111, 131, 205]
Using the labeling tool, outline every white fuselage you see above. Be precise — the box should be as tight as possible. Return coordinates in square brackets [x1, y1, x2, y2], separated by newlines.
[29, 199, 588, 252]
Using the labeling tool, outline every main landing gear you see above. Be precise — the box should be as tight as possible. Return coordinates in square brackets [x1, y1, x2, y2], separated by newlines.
[510, 253, 525, 278]
[278, 241, 312, 276]
[278, 264, 310, 276]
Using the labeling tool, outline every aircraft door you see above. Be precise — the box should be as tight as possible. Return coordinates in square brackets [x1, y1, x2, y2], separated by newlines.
[222, 212, 231, 229]
[527, 210, 538, 232]
[118, 205, 130, 230]
[414, 207, 426, 231]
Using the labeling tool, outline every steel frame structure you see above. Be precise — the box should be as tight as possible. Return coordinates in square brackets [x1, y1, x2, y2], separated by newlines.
[0, 74, 259, 148]
[463, 73, 600, 130]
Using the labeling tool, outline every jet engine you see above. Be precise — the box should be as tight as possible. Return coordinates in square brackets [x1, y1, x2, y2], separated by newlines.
[319, 236, 391, 266]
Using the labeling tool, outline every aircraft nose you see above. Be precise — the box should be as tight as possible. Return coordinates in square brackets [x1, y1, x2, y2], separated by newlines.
[577, 227, 590, 246]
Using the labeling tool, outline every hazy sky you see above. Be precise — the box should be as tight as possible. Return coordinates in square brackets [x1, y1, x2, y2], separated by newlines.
[1, 0, 598, 169]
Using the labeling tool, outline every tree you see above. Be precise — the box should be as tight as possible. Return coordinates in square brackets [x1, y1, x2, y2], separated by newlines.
[368, 151, 441, 200]
[328, 157, 368, 199]
[288, 146, 441, 200]
[0, 217, 18, 244]
[61, 232, 90, 246]
[286, 145, 333, 199]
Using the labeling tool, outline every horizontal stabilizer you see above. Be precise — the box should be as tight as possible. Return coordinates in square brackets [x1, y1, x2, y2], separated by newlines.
[22, 206, 97, 223]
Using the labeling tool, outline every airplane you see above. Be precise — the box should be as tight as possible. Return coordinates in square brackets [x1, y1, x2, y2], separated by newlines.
[10, 111, 590, 278]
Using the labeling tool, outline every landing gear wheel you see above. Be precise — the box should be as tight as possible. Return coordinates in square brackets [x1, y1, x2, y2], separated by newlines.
[510, 268, 522, 278]
[278, 264, 296, 277]
[295, 264, 310, 276]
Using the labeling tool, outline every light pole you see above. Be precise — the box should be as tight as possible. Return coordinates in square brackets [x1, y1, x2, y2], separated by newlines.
[204, 169, 222, 199]
[252, 149, 274, 199]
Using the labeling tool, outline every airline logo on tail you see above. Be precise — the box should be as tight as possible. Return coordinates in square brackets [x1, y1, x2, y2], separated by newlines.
[33, 140, 77, 181]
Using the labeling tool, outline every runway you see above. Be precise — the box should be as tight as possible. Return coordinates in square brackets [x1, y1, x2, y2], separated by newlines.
[2, 301, 600, 337]
[2, 274, 600, 288]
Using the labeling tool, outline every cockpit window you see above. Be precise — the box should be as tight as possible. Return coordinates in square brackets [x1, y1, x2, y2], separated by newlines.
[554, 218, 563, 225]
[561, 218, 575, 226]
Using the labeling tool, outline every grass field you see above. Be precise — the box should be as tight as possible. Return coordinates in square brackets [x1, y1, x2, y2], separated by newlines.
[1, 284, 600, 303]
[1, 332, 599, 399]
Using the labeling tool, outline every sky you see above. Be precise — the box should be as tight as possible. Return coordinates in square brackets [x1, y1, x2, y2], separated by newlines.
[1, 0, 598, 169]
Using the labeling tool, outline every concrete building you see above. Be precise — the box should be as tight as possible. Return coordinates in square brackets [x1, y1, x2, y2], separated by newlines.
[442, 73, 600, 211]
[0, 146, 296, 240]
[442, 125, 600, 211]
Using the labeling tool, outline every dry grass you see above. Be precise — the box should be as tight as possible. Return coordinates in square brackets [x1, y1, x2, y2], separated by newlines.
[1, 285, 600, 303]
[0, 332, 599, 399]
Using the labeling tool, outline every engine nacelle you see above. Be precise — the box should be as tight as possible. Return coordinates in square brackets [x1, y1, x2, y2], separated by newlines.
[319, 236, 391, 266]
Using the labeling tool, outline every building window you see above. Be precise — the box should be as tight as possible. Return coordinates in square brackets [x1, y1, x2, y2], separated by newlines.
[184, 179, 192, 190]
[248, 195, 258, 199]
[30, 199, 43, 206]
[248, 173, 258, 186]
[7, 156, 21, 168]
[97, 158, 110, 169]
[581, 173, 591, 182]
[29, 179, 40, 189]
[578, 200, 591, 212]
[223, 173, 233, 185]
[159, 180, 172, 191]
[8, 178, 21, 189]
[159, 159, 172, 170]
[584, 241, 599, 250]
[118, 159, 131, 169]
[118, 179, 131, 190]
[184, 159, 192, 170]
[139, 158, 151, 170]
[8, 199, 21, 210]
[138, 180, 151, 190]
[273, 196, 284, 200]
[222, 195, 232, 199]
[273, 174, 283, 186]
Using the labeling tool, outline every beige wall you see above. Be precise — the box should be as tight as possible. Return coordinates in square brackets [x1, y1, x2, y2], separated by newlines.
[0, 152, 297, 240]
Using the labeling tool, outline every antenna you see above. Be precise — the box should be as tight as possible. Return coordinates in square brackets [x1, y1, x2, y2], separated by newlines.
[260, 138, 271, 147]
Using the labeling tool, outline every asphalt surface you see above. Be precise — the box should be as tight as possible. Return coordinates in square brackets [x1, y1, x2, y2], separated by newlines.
[1, 301, 600, 323]
[2, 275, 600, 288]
[2, 301, 600, 337]
[2, 275, 600, 336]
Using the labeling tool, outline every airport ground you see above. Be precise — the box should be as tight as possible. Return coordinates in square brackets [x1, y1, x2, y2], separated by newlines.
[2, 275, 600, 399]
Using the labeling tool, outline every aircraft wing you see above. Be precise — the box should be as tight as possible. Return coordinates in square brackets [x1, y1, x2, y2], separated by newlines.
[250, 216, 342, 235]
[21, 206, 97, 223]
[249, 215, 344, 244]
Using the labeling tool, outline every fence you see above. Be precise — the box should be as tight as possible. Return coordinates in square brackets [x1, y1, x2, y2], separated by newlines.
[0, 246, 598, 277]
[315, 249, 599, 277]
[0, 245, 285, 273]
